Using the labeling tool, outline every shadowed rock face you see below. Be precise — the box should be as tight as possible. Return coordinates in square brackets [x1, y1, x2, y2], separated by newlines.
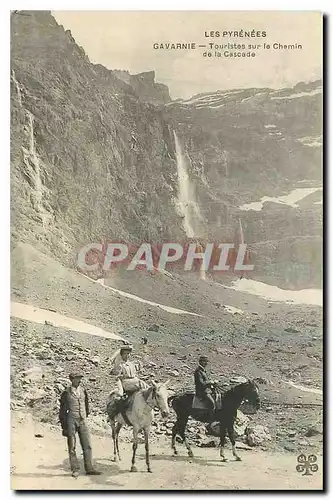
[11, 10, 322, 288]
[11, 10, 183, 267]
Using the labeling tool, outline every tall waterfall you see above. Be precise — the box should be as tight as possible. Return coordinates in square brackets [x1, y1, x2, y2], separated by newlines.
[173, 130, 206, 279]
[238, 218, 244, 244]
[238, 218, 245, 279]
[26, 111, 42, 210]
[22, 110, 48, 227]
[173, 130, 201, 238]
[12, 70, 22, 107]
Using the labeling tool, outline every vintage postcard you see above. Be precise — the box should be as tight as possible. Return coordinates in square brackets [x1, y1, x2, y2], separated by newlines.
[10, 10, 323, 490]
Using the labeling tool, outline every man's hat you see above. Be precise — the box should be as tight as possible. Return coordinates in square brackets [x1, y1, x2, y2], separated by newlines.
[199, 355, 209, 363]
[69, 372, 84, 380]
[120, 344, 133, 354]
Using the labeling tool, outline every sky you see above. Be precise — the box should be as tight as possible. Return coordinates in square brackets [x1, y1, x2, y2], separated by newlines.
[53, 11, 322, 100]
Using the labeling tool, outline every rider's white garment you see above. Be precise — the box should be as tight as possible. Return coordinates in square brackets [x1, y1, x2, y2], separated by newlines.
[112, 357, 144, 393]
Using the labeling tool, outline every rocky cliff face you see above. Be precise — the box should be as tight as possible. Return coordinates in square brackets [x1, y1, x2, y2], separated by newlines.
[11, 10, 322, 288]
[162, 82, 322, 287]
[113, 70, 171, 105]
[11, 10, 183, 267]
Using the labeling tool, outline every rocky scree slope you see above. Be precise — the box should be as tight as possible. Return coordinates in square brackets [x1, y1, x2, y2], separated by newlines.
[11, 314, 323, 453]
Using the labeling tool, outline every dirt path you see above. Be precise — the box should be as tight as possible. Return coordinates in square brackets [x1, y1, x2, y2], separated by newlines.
[11, 413, 322, 491]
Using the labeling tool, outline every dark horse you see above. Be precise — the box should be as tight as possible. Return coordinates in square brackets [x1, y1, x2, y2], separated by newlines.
[168, 380, 260, 461]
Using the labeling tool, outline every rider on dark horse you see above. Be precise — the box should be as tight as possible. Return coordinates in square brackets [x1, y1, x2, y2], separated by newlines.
[194, 355, 216, 421]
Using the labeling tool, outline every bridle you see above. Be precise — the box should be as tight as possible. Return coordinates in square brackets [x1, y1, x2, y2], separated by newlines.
[145, 386, 162, 411]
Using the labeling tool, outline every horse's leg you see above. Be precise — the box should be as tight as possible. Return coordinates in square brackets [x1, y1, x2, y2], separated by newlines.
[171, 418, 181, 455]
[179, 415, 193, 459]
[143, 427, 152, 473]
[111, 419, 117, 462]
[172, 414, 193, 458]
[219, 424, 227, 462]
[228, 426, 241, 461]
[115, 422, 122, 461]
[183, 433, 194, 459]
[130, 428, 139, 472]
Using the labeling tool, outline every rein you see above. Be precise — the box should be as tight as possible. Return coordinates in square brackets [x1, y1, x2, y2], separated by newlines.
[143, 386, 157, 410]
[217, 382, 250, 407]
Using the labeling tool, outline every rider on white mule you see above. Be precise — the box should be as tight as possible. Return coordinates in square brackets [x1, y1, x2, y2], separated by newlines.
[111, 344, 146, 395]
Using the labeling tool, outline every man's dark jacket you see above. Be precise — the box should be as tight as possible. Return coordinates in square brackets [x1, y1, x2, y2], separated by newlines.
[194, 365, 213, 399]
[59, 386, 90, 437]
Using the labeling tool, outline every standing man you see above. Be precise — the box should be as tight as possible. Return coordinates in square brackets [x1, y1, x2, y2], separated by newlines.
[59, 371, 101, 478]
[194, 355, 216, 421]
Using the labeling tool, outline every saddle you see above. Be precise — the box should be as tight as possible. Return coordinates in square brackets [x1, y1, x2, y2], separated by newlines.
[107, 392, 134, 425]
[192, 393, 223, 410]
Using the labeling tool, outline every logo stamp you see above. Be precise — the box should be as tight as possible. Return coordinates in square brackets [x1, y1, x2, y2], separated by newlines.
[296, 454, 319, 476]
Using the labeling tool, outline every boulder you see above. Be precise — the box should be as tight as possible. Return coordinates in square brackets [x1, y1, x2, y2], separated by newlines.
[298, 439, 310, 446]
[284, 327, 300, 333]
[283, 443, 296, 452]
[147, 324, 159, 332]
[253, 377, 268, 385]
[21, 366, 46, 383]
[305, 424, 322, 437]
[10, 399, 25, 410]
[234, 411, 250, 437]
[89, 356, 100, 366]
[146, 361, 157, 368]
[230, 376, 247, 384]
[25, 388, 48, 406]
[206, 411, 249, 438]
[54, 366, 64, 375]
[245, 424, 272, 446]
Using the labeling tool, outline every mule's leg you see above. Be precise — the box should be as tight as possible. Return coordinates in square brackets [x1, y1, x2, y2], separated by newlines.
[143, 428, 152, 473]
[115, 422, 122, 461]
[228, 426, 241, 461]
[130, 428, 139, 472]
[219, 425, 227, 462]
[111, 420, 117, 462]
